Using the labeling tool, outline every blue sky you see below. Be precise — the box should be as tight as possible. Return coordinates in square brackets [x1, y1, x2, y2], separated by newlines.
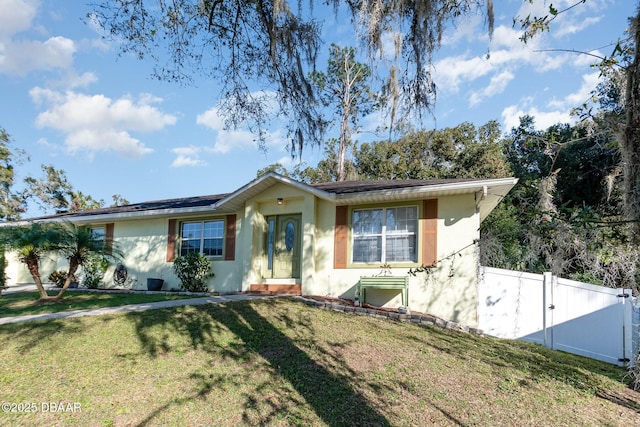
[0, 0, 632, 218]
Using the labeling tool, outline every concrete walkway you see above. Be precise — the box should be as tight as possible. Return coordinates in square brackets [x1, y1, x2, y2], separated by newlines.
[0, 286, 271, 325]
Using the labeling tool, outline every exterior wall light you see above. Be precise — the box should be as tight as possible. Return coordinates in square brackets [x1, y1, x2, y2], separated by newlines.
[277, 198, 284, 205]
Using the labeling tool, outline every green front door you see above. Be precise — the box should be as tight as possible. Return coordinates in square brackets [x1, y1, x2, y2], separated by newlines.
[265, 214, 301, 279]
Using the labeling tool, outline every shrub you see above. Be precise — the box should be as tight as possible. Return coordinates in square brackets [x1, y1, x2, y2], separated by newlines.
[82, 254, 109, 289]
[627, 354, 640, 392]
[48, 270, 77, 288]
[173, 252, 213, 292]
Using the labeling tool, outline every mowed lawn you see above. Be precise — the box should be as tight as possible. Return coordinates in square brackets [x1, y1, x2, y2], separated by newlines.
[0, 298, 638, 426]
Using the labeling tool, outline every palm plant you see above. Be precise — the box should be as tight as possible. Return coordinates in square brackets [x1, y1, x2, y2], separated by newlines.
[0, 221, 122, 301]
[0, 222, 65, 299]
[53, 222, 122, 298]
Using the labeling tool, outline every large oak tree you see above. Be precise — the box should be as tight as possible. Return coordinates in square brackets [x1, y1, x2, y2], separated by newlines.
[91, 0, 493, 155]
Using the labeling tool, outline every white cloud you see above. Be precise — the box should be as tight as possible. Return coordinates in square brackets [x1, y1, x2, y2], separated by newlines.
[67, 71, 98, 89]
[212, 129, 259, 154]
[548, 72, 600, 110]
[514, 0, 605, 40]
[30, 88, 177, 158]
[501, 104, 572, 132]
[0, 0, 80, 76]
[500, 69, 601, 132]
[0, 0, 38, 39]
[442, 14, 485, 46]
[433, 9, 599, 116]
[0, 36, 75, 75]
[434, 23, 548, 95]
[196, 106, 286, 154]
[490, 24, 533, 51]
[65, 129, 152, 158]
[554, 16, 602, 38]
[433, 55, 493, 93]
[170, 146, 210, 168]
[276, 156, 295, 168]
[0, 0, 109, 77]
[196, 107, 255, 153]
[469, 70, 514, 106]
[196, 107, 225, 130]
[573, 49, 604, 67]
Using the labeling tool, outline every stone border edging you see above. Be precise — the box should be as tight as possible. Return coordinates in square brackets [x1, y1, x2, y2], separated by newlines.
[295, 296, 484, 336]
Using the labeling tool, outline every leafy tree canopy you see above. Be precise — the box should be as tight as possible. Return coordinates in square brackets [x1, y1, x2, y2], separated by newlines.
[22, 165, 130, 216]
[0, 128, 27, 221]
[355, 121, 511, 180]
[91, 0, 493, 155]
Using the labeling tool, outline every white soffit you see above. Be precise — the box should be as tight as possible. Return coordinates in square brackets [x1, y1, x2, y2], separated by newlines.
[334, 178, 518, 203]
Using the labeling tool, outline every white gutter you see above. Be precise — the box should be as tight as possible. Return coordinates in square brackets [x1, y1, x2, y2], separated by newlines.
[2, 204, 221, 226]
[333, 177, 518, 202]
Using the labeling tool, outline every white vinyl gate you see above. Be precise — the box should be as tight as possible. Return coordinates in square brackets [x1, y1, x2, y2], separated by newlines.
[478, 267, 638, 366]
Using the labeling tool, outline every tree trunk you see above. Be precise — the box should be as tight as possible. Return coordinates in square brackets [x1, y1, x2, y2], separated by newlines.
[54, 257, 80, 299]
[26, 259, 50, 299]
[337, 83, 351, 182]
[624, 8, 640, 245]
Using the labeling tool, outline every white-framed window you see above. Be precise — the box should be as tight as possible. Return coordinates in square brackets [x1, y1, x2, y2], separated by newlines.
[180, 220, 224, 257]
[352, 206, 418, 264]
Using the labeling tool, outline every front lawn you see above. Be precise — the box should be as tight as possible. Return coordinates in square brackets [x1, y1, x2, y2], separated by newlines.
[0, 290, 199, 318]
[0, 298, 637, 426]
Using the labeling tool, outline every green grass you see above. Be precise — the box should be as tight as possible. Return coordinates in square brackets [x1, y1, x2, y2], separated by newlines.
[0, 298, 638, 426]
[0, 291, 199, 318]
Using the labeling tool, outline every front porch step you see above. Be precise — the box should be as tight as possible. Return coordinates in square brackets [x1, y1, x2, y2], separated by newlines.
[249, 284, 302, 295]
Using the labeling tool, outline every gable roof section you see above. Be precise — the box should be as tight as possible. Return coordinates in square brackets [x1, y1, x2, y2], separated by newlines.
[13, 172, 517, 224]
[210, 172, 335, 213]
[313, 176, 517, 222]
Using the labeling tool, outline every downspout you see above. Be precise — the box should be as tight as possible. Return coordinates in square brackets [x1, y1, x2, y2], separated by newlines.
[475, 185, 488, 208]
[474, 188, 486, 326]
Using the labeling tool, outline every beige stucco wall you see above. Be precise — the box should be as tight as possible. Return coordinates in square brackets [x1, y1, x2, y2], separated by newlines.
[6, 251, 37, 285]
[112, 214, 245, 292]
[4, 211, 245, 292]
[309, 193, 481, 327]
[3, 184, 482, 327]
[242, 183, 317, 287]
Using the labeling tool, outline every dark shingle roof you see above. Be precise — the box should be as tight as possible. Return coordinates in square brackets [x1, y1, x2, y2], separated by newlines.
[311, 178, 479, 194]
[23, 177, 491, 221]
[26, 193, 229, 221]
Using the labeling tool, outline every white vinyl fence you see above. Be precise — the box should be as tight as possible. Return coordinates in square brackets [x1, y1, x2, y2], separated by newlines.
[478, 266, 639, 366]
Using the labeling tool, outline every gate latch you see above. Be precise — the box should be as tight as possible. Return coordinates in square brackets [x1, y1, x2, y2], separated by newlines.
[548, 304, 555, 310]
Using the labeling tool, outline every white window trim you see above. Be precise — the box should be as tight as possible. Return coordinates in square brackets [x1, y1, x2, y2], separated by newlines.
[180, 219, 225, 258]
[351, 205, 418, 264]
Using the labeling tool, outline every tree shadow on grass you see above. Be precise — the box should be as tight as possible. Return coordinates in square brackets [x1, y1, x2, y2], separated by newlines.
[128, 299, 392, 426]
[0, 320, 83, 353]
[128, 304, 227, 357]
[413, 324, 640, 413]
